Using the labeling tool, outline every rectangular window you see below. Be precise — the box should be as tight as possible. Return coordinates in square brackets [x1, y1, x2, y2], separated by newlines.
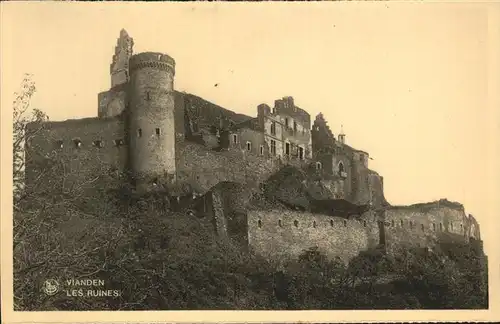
[233, 134, 237, 144]
[246, 141, 252, 151]
[285, 142, 290, 155]
[137, 128, 142, 137]
[155, 128, 161, 137]
[92, 140, 103, 148]
[285, 118, 289, 129]
[293, 121, 297, 132]
[299, 146, 304, 160]
[270, 122, 276, 135]
[260, 145, 264, 155]
[270, 140, 276, 155]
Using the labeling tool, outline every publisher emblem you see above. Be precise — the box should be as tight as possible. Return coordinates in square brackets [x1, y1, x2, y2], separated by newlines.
[42, 279, 59, 296]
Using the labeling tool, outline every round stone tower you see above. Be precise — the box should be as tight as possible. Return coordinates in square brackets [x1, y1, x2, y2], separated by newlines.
[128, 52, 176, 190]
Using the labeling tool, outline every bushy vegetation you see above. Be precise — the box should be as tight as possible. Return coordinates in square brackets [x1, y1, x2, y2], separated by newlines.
[14, 181, 488, 310]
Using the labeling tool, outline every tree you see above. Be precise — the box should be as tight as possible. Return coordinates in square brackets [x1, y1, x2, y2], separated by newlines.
[12, 74, 48, 205]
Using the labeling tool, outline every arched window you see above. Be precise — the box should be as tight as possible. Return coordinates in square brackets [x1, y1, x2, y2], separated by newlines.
[294, 220, 299, 227]
[316, 162, 322, 170]
[338, 161, 345, 173]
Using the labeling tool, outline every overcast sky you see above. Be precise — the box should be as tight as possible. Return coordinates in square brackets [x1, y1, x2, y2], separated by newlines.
[2, 2, 499, 255]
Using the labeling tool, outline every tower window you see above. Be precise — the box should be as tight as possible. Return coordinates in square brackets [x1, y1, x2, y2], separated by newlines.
[92, 140, 103, 148]
[137, 128, 142, 137]
[246, 141, 252, 151]
[233, 134, 238, 144]
[260, 145, 264, 156]
[294, 220, 299, 227]
[73, 139, 82, 148]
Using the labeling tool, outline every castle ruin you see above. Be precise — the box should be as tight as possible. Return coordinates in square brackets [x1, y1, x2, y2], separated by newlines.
[25, 30, 483, 266]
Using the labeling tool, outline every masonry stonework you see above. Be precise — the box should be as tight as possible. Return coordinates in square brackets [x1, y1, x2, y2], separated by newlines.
[24, 30, 483, 266]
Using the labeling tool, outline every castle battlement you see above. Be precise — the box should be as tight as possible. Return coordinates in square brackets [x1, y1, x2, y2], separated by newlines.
[129, 52, 176, 75]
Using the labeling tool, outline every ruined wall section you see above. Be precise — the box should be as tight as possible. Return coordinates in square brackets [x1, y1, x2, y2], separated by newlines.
[175, 142, 284, 194]
[383, 201, 472, 254]
[247, 209, 379, 266]
[98, 84, 127, 118]
[128, 52, 176, 190]
[25, 117, 127, 191]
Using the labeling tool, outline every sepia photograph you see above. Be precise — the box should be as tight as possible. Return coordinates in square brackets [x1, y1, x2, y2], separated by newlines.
[1, 1, 499, 323]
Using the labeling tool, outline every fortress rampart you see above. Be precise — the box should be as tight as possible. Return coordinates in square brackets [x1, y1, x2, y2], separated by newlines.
[24, 30, 483, 266]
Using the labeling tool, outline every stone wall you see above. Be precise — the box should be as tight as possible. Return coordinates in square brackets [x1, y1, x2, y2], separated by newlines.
[97, 84, 127, 118]
[175, 141, 284, 194]
[247, 209, 379, 266]
[25, 117, 127, 190]
[383, 202, 471, 254]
